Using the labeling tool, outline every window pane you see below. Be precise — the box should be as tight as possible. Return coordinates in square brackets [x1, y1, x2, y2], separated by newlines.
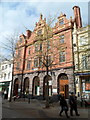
[37, 29, 42, 35]
[80, 36, 88, 46]
[9, 64, 11, 67]
[27, 60, 30, 70]
[47, 41, 50, 49]
[39, 57, 42, 67]
[20, 38, 22, 43]
[35, 44, 38, 51]
[59, 19, 64, 25]
[59, 51, 65, 62]
[34, 58, 38, 67]
[17, 62, 20, 69]
[60, 35, 64, 44]
[40, 43, 42, 51]
[18, 49, 21, 56]
[82, 55, 87, 69]
[28, 48, 30, 55]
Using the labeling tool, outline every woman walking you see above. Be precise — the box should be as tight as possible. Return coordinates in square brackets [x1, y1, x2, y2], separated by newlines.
[59, 94, 69, 118]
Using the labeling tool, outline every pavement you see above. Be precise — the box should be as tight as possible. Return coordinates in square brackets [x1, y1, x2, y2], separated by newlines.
[1, 97, 90, 119]
[0, 96, 2, 120]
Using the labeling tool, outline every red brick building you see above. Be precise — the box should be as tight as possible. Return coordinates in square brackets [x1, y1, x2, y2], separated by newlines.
[13, 6, 82, 99]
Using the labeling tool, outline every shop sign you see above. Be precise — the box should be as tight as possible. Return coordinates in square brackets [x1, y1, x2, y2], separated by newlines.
[0, 83, 5, 85]
[0, 82, 10, 86]
[85, 83, 90, 91]
[75, 72, 90, 76]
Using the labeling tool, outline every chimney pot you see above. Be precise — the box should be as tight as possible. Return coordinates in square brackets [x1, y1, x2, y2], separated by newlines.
[26, 30, 31, 39]
[73, 6, 82, 28]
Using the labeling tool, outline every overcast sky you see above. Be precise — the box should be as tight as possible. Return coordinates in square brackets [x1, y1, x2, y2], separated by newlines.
[0, 0, 89, 57]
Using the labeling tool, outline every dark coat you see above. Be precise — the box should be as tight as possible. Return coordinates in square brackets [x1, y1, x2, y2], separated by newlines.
[59, 96, 68, 111]
[69, 95, 77, 107]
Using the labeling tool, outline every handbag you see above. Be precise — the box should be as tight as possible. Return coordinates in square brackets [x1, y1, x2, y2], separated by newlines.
[63, 106, 68, 110]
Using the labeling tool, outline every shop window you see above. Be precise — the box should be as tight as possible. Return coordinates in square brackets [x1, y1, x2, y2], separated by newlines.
[85, 78, 90, 91]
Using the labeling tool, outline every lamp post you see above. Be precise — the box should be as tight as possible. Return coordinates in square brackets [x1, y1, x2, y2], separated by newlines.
[9, 59, 14, 102]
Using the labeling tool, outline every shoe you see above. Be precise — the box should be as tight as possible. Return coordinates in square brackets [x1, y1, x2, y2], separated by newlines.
[76, 114, 80, 116]
[70, 114, 73, 116]
[59, 114, 62, 116]
[67, 116, 70, 118]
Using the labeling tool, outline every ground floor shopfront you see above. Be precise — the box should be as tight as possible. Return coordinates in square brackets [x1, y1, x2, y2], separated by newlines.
[13, 68, 75, 99]
[0, 81, 11, 100]
[75, 72, 90, 99]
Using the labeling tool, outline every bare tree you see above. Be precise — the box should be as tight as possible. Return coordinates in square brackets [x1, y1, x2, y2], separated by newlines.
[33, 14, 65, 108]
[0, 32, 19, 102]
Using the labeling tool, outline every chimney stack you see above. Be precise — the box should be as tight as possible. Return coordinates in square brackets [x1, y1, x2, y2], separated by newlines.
[26, 30, 31, 39]
[73, 6, 82, 28]
[40, 14, 43, 20]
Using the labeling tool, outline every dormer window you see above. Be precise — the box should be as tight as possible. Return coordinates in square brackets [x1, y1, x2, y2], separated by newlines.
[37, 29, 42, 35]
[20, 38, 22, 43]
[59, 19, 64, 25]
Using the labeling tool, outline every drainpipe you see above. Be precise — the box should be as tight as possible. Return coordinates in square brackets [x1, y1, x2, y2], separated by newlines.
[20, 39, 27, 97]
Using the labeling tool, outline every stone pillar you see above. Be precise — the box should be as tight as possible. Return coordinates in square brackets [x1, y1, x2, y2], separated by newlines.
[39, 72, 45, 96]
[29, 75, 33, 95]
[52, 71, 58, 95]
[68, 74, 75, 93]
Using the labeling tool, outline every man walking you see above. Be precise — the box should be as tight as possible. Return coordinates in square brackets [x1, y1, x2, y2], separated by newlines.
[59, 94, 69, 118]
[69, 92, 80, 116]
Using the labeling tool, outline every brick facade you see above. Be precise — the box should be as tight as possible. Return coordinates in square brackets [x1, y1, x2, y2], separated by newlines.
[13, 6, 82, 99]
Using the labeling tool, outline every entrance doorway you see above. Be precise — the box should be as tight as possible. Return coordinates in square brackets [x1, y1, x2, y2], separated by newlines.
[43, 75, 52, 98]
[13, 78, 19, 96]
[58, 73, 69, 98]
[24, 77, 29, 94]
[33, 76, 40, 96]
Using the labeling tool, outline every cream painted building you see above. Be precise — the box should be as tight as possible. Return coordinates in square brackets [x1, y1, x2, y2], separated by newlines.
[73, 24, 90, 99]
[0, 60, 13, 100]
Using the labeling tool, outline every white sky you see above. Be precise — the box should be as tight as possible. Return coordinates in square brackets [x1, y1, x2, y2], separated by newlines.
[0, 0, 89, 57]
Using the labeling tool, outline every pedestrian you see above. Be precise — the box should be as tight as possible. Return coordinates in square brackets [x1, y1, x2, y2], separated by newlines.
[59, 94, 69, 118]
[69, 92, 80, 116]
[28, 93, 30, 104]
[4, 90, 7, 99]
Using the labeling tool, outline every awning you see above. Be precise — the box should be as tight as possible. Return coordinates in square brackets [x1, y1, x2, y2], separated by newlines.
[74, 72, 90, 76]
[0, 81, 10, 86]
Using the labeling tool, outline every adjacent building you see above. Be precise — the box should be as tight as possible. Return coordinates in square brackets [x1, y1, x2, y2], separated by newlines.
[13, 6, 82, 99]
[0, 60, 13, 100]
[73, 25, 90, 99]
